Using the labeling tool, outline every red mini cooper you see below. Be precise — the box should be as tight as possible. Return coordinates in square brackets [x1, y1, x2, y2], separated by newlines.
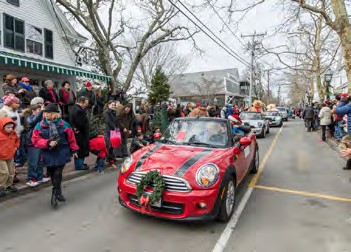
[118, 117, 259, 222]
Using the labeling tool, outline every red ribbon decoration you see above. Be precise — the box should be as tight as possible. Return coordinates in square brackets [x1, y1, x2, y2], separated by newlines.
[139, 195, 150, 214]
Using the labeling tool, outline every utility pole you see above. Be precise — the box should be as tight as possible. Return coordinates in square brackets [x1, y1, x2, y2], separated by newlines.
[264, 69, 271, 105]
[241, 31, 267, 107]
[277, 84, 281, 105]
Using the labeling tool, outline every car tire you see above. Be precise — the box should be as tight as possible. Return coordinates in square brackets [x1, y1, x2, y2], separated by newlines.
[279, 121, 283, 127]
[250, 145, 259, 174]
[218, 177, 236, 223]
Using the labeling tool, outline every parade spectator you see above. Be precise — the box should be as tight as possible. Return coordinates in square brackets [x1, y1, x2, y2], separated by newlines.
[24, 104, 50, 187]
[0, 117, 20, 197]
[333, 95, 343, 140]
[18, 77, 37, 108]
[30, 97, 45, 106]
[89, 134, 108, 174]
[130, 132, 149, 154]
[93, 89, 104, 115]
[70, 96, 90, 171]
[116, 103, 135, 158]
[0, 96, 23, 136]
[59, 81, 76, 122]
[32, 103, 79, 208]
[319, 103, 333, 142]
[103, 100, 120, 165]
[335, 93, 351, 135]
[77, 82, 96, 112]
[39, 80, 59, 105]
[2, 74, 25, 98]
[302, 104, 315, 131]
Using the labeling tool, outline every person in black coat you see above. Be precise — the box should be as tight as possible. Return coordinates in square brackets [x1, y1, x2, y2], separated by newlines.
[70, 96, 90, 170]
[39, 80, 59, 105]
[103, 100, 121, 163]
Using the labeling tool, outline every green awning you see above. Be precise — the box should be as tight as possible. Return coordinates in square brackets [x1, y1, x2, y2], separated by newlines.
[0, 51, 111, 82]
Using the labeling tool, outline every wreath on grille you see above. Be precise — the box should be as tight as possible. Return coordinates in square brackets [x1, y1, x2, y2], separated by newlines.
[136, 170, 166, 208]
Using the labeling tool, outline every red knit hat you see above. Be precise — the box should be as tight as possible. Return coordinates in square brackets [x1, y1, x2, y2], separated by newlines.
[85, 82, 92, 88]
[341, 93, 348, 98]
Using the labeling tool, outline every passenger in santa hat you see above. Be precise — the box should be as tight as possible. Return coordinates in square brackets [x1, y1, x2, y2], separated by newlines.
[228, 114, 251, 141]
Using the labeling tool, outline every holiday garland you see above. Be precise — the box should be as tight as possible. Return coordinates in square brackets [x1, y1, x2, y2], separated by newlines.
[136, 170, 166, 206]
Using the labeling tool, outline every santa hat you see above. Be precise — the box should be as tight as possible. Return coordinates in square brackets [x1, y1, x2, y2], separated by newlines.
[85, 82, 92, 88]
[228, 114, 242, 124]
[196, 102, 201, 108]
[341, 93, 348, 98]
[3, 96, 20, 106]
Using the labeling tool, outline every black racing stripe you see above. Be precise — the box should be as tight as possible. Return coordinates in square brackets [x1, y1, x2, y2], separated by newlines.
[135, 144, 162, 171]
[174, 149, 212, 177]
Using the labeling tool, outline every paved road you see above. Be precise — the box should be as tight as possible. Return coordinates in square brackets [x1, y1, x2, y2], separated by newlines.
[0, 120, 350, 252]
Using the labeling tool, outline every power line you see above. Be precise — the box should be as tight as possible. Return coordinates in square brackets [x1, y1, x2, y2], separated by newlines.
[206, 0, 246, 48]
[168, 0, 250, 67]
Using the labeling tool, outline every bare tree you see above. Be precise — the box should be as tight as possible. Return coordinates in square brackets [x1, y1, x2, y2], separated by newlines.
[135, 43, 189, 89]
[55, 0, 198, 92]
[191, 77, 223, 105]
[291, 0, 351, 93]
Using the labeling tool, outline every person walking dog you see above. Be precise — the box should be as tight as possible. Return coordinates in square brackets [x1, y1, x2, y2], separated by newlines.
[32, 103, 79, 208]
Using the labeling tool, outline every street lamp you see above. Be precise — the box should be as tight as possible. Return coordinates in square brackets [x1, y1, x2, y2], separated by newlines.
[324, 68, 333, 100]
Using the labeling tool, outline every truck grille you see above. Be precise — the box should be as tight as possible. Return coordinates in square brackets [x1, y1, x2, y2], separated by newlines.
[127, 172, 192, 192]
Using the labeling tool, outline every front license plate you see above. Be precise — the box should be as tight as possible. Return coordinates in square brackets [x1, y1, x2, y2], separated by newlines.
[145, 192, 162, 207]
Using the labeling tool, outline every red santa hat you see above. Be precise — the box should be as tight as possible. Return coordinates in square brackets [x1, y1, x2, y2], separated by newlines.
[228, 114, 242, 124]
[341, 93, 348, 98]
[85, 82, 92, 88]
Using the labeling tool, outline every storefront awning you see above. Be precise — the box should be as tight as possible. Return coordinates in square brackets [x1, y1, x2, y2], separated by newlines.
[0, 51, 111, 81]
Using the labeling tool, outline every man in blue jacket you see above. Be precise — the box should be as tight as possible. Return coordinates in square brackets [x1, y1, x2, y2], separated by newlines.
[334, 93, 351, 170]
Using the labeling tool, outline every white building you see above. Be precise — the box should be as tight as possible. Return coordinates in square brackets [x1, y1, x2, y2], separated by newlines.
[0, 0, 109, 91]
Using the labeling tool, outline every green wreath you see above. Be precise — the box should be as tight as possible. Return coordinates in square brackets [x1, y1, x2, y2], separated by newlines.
[136, 170, 166, 205]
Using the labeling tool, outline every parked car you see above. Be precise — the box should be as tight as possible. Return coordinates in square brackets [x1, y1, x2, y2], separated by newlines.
[264, 111, 283, 127]
[276, 107, 288, 121]
[118, 117, 259, 222]
[240, 112, 269, 138]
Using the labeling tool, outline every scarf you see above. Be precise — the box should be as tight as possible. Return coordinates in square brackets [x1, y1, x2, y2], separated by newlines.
[48, 119, 59, 139]
[19, 82, 33, 90]
[48, 89, 57, 102]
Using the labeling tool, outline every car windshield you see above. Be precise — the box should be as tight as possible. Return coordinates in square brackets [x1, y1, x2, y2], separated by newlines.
[266, 112, 280, 116]
[159, 119, 229, 148]
[277, 107, 286, 112]
[240, 112, 262, 120]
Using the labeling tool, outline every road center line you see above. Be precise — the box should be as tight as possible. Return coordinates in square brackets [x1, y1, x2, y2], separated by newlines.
[212, 125, 283, 252]
[254, 185, 351, 203]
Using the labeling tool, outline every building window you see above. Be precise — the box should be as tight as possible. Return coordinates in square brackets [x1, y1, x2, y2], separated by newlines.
[6, 0, 19, 7]
[3, 14, 25, 52]
[44, 29, 53, 59]
[26, 24, 43, 56]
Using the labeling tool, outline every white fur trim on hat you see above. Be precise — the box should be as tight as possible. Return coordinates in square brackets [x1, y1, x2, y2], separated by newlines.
[228, 115, 239, 123]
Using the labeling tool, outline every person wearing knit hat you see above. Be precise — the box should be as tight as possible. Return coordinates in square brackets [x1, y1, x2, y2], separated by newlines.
[0, 96, 22, 136]
[77, 81, 96, 111]
[39, 80, 59, 104]
[30, 97, 44, 105]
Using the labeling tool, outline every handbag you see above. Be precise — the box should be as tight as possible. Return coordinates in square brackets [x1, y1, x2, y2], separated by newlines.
[110, 129, 122, 148]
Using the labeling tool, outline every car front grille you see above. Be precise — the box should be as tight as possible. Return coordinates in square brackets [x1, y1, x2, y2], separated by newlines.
[127, 172, 192, 192]
[128, 194, 185, 215]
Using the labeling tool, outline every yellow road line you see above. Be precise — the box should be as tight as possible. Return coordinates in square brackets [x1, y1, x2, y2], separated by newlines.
[249, 125, 283, 187]
[254, 185, 351, 203]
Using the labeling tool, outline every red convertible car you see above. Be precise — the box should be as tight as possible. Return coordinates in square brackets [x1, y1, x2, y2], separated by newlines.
[118, 117, 259, 222]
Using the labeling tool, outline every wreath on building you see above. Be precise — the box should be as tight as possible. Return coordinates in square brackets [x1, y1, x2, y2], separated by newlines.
[136, 170, 166, 209]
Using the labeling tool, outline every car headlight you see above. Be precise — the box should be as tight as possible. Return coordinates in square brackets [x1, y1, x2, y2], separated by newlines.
[121, 156, 133, 174]
[276, 116, 282, 120]
[257, 122, 263, 127]
[196, 164, 219, 188]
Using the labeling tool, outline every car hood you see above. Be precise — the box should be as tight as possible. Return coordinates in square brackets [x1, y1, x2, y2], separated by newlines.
[131, 143, 227, 177]
[242, 119, 264, 127]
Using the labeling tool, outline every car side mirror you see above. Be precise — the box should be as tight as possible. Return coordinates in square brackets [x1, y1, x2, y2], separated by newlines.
[239, 137, 252, 147]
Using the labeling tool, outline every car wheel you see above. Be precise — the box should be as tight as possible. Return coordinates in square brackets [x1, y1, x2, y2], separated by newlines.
[279, 121, 283, 127]
[250, 145, 259, 174]
[218, 177, 236, 222]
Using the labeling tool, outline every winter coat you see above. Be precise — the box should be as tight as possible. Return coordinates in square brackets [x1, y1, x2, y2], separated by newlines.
[0, 84, 4, 98]
[0, 118, 20, 160]
[335, 101, 351, 134]
[25, 111, 43, 148]
[93, 96, 104, 115]
[130, 136, 148, 153]
[32, 118, 78, 167]
[77, 88, 96, 108]
[302, 106, 315, 119]
[59, 88, 76, 106]
[18, 82, 37, 106]
[69, 104, 90, 158]
[103, 109, 120, 132]
[118, 111, 135, 138]
[89, 135, 108, 158]
[2, 83, 20, 96]
[39, 87, 59, 104]
[0, 105, 23, 135]
[318, 107, 332, 126]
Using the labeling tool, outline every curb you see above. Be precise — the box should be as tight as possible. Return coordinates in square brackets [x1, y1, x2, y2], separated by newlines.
[0, 160, 124, 203]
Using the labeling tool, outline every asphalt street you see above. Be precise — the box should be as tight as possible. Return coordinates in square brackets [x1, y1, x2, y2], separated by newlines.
[0, 119, 350, 252]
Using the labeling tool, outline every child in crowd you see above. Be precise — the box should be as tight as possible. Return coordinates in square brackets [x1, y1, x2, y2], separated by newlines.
[0, 118, 20, 197]
[89, 134, 109, 174]
[130, 132, 149, 154]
